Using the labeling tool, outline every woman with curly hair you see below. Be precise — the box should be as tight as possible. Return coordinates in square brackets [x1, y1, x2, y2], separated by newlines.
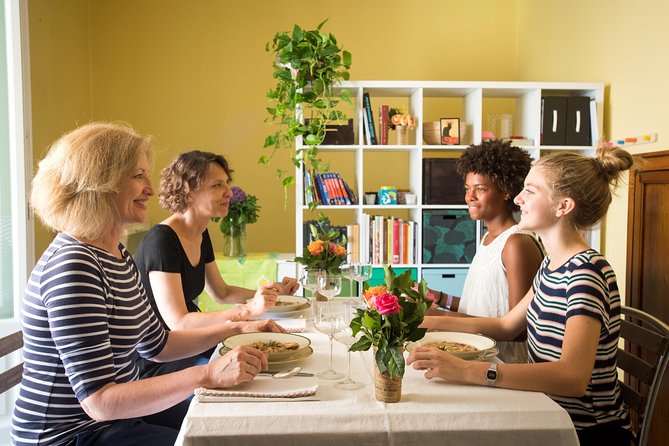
[134, 150, 298, 377]
[412, 147, 634, 446]
[430, 140, 544, 319]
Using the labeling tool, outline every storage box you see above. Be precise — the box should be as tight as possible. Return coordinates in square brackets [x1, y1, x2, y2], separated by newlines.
[422, 210, 477, 264]
[423, 158, 465, 205]
[565, 97, 592, 146]
[305, 118, 354, 145]
[541, 96, 567, 145]
[421, 267, 469, 297]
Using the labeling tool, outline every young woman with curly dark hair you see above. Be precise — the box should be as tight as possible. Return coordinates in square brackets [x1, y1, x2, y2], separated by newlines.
[430, 140, 544, 322]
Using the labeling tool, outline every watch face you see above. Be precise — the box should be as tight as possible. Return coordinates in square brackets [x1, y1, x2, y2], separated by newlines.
[486, 369, 497, 380]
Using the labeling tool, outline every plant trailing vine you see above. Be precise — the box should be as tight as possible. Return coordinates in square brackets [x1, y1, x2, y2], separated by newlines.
[261, 19, 352, 203]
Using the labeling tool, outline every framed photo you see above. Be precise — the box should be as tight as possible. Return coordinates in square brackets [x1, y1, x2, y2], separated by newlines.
[440, 118, 460, 145]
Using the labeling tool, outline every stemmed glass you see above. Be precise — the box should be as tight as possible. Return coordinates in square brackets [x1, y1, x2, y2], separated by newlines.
[341, 263, 372, 303]
[299, 269, 326, 296]
[332, 299, 365, 390]
[312, 274, 344, 380]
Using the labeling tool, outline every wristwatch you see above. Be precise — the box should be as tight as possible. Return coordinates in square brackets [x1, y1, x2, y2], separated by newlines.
[486, 363, 498, 387]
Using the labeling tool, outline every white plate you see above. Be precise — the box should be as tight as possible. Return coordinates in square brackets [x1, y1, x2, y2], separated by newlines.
[218, 345, 314, 371]
[246, 295, 309, 313]
[406, 331, 498, 360]
[222, 332, 311, 361]
[254, 304, 311, 320]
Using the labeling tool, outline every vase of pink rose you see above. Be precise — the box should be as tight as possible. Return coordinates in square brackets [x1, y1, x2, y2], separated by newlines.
[349, 265, 434, 402]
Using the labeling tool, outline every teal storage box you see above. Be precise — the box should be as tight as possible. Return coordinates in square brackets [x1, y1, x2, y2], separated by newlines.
[421, 267, 468, 297]
[422, 210, 477, 264]
[368, 267, 417, 287]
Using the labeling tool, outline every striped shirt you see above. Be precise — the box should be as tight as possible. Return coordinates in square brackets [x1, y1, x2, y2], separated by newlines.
[11, 233, 169, 446]
[527, 249, 630, 431]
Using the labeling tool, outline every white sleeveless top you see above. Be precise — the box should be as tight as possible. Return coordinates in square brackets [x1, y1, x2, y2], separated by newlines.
[458, 225, 521, 317]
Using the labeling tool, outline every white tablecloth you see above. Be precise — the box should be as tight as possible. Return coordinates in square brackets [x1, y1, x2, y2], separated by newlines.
[176, 331, 578, 446]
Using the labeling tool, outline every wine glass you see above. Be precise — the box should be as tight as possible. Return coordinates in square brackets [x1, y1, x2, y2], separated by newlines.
[341, 263, 372, 303]
[312, 276, 344, 380]
[332, 300, 365, 390]
[315, 273, 342, 300]
[299, 269, 326, 296]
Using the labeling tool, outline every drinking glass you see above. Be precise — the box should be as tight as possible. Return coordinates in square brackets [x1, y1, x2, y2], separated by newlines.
[341, 263, 372, 304]
[332, 300, 365, 390]
[312, 276, 344, 380]
[299, 269, 326, 295]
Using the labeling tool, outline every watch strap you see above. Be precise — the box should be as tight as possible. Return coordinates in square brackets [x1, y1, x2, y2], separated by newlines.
[486, 362, 498, 387]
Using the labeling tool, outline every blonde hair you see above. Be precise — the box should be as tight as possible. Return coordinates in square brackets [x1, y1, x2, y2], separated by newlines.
[30, 122, 153, 240]
[535, 146, 634, 230]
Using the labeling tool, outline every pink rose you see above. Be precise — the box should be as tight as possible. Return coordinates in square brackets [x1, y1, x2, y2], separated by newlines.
[370, 293, 401, 316]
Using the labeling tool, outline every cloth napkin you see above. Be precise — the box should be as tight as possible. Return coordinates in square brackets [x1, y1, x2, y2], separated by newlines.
[194, 375, 319, 402]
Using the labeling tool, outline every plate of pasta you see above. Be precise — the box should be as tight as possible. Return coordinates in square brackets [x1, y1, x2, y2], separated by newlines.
[406, 332, 498, 360]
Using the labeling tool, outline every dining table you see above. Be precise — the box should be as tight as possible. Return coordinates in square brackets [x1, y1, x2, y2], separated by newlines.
[175, 311, 579, 446]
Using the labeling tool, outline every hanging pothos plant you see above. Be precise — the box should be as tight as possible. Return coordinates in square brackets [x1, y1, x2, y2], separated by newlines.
[261, 19, 352, 204]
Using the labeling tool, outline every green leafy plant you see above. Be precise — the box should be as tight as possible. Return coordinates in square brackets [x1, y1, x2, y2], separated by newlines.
[212, 186, 260, 234]
[261, 19, 353, 198]
[349, 265, 434, 378]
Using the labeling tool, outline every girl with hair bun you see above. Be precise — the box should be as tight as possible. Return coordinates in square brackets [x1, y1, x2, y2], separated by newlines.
[412, 147, 634, 446]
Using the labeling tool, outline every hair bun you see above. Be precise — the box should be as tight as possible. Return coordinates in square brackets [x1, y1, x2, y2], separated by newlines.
[595, 146, 634, 186]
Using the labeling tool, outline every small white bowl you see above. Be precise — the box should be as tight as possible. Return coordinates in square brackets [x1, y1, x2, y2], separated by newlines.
[223, 332, 311, 362]
[406, 331, 497, 360]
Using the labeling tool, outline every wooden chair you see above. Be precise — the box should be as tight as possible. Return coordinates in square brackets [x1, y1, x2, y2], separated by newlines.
[617, 306, 669, 446]
[0, 331, 23, 394]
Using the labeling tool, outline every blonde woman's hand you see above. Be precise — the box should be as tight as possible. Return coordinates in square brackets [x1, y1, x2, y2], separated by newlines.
[205, 346, 268, 388]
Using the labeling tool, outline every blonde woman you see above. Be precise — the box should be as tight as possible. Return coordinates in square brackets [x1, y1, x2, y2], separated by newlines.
[11, 123, 281, 446]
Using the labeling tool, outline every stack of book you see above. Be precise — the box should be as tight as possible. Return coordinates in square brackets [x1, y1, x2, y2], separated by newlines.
[304, 171, 358, 206]
[346, 214, 417, 265]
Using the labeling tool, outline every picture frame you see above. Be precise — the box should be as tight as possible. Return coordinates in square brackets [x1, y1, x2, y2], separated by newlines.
[440, 118, 460, 145]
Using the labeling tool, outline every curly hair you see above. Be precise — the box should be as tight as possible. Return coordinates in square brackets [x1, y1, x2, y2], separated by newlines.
[455, 140, 533, 212]
[30, 122, 153, 240]
[159, 150, 233, 213]
[535, 146, 634, 230]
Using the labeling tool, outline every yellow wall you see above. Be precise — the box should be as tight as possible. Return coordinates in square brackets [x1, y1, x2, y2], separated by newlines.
[28, 0, 519, 258]
[29, 0, 93, 255]
[516, 0, 669, 299]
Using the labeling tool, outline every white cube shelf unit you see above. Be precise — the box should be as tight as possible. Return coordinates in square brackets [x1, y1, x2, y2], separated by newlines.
[294, 80, 604, 290]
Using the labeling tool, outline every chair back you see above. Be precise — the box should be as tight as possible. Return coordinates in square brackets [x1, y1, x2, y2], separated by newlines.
[0, 331, 23, 394]
[617, 306, 669, 446]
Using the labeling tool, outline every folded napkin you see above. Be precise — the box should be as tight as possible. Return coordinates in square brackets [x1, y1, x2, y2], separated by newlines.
[275, 318, 307, 333]
[194, 375, 318, 402]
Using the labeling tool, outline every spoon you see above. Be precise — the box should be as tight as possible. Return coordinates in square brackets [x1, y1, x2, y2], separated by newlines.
[260, 366, 303, 379]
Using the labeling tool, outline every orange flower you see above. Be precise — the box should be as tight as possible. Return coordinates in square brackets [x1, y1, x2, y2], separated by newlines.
[331, 243, 347, 256]
[307, 240, 325, 256]
[362, 285, 388, 305]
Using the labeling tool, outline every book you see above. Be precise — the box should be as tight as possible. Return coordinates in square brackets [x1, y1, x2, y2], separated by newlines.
[346, 224, 359, 264]
[362, 110, 372, 145]
[363, 92, 378, 145]
[314, 173, 330, 205]
[379, 105, 389, 145]
[337, 173, 358, 204]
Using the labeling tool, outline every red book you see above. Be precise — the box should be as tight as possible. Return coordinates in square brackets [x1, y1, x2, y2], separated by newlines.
[379, 105, 389, 145]
[392, 218, 400, 264]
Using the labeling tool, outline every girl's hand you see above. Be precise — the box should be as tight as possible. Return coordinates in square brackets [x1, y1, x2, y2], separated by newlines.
[406, 346, 466, 381]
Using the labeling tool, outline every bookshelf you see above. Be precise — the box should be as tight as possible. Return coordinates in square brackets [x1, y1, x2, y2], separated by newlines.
[295, 81, 604, 293]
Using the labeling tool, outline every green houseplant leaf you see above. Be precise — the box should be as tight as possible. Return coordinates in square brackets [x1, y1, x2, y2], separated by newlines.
[262, 19, 353, 203]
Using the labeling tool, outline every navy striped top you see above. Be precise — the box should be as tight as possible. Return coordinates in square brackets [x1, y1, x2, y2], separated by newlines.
[527, 249, 630, 431]
[11, 233, 168, 446]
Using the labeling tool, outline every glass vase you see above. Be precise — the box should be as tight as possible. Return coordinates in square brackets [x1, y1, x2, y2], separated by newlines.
[223, 224, 246, 257]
